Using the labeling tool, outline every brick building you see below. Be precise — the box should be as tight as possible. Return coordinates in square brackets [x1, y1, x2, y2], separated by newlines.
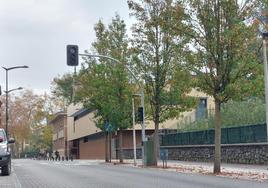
[50, 112, 67, 157]
[67, 104, 154, 160]
[67, 104, 103, 159]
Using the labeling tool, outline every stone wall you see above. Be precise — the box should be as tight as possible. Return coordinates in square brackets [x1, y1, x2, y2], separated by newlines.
[122, 148, 142, 159]
[163, 143, 268, 164]
[122, 143, 268, 164]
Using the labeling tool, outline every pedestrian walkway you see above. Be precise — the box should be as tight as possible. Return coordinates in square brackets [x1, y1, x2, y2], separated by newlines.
[100, 159, 268, 182]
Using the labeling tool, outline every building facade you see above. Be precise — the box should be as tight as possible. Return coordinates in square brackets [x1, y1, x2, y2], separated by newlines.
[65, 89, 214, 160]
[67, 104, 154, 159]
[50, 112, 67, 157]
[67, 104, 103, 159]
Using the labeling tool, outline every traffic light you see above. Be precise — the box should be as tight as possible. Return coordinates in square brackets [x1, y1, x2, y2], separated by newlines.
[137, 107, 143, 122]
[67, 45, 79, 66]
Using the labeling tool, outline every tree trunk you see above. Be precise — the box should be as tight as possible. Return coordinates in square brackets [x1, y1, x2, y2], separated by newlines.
[119, 129, 123, 163]
[105, 132, 109, 162]
[214, 99, 221, 174]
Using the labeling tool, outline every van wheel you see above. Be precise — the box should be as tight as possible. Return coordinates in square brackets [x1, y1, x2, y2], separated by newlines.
[2, 160, 11, 176]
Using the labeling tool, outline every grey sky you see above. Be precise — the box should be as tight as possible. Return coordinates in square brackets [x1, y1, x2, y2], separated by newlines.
[0, 0, 132, 94]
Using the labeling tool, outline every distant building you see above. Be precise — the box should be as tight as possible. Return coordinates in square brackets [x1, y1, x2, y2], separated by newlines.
[50, 111, 67, 157]
[65, 89, 214, 160]
[67, 104, 103, 159]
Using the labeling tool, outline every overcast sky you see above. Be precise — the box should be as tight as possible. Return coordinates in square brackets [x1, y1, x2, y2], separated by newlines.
[0, 0, 132, 95]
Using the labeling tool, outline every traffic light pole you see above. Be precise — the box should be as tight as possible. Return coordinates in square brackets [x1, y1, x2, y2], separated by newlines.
[132, 97, 137, 166]
[141, 90, 145, 166]
[72, 66, 77, 102]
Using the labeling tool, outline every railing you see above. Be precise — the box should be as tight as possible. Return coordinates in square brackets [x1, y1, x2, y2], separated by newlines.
[161, 123, 267, 146]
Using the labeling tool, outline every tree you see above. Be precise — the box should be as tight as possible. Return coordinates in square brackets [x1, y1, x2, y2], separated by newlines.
[0, 90, 56, 158]
[41, 125, 53, 152]
[51, 73, 74, 105]
[128, 0, 196, 165]
[76, 14, 133, 163]
[185, 0, 262, 173]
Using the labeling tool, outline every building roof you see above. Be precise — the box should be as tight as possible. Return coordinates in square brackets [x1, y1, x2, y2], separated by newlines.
[70, 108, 92, 121]
[49, 111, 67, 124]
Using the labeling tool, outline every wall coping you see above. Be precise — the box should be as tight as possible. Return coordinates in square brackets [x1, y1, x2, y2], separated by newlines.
[161, 142, 268, 148]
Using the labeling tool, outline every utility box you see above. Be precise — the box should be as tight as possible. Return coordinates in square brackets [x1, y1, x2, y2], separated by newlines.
[160, 149, 168, 168]
[160, 149, 168, 161]
[144, 140, 154, 166]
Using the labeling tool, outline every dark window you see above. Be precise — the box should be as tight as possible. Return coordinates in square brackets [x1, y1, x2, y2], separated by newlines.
[83, 137, 88, 143]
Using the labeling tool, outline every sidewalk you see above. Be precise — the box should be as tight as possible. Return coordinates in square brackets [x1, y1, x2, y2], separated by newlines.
[99, 159, 268, 182]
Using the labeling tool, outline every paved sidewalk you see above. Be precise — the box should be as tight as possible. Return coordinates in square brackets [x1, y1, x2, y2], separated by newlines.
[96, 159, 268, 182]
[0, 168, 21, 188]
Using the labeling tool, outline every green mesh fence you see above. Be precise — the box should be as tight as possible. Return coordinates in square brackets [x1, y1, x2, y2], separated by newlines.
[161, 124, 267, 146]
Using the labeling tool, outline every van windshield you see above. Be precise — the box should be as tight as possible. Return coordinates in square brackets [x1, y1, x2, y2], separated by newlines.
[0, 130, 7, 142]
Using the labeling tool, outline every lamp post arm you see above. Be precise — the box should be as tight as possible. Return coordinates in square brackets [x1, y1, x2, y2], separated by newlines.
[5, 87, 23, 94]
[2, 66, 29, 71]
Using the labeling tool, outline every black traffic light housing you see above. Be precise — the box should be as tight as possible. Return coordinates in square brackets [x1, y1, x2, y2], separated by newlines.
[137, 107, 144, 122]
[67, 45, 79, 66]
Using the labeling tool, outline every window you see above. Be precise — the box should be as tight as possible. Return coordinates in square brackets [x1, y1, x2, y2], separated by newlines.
[73, 119, 75, 133]
[196, 98, 207, 120]
[58, 130, 64, 138]
[83, 136, 88, 143]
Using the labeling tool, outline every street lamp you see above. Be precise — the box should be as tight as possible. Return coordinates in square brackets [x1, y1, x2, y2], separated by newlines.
[5, 87, 23, 94]
[2, 66, 29, 139]
[257, 8, 268, 141]
[4, 87, 23, 139]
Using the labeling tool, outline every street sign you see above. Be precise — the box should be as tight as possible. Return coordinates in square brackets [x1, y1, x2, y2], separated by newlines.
[104, 122, 114, 132]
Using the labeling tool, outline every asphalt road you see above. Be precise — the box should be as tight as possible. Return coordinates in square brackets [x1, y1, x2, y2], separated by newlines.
[0, 159, 267, 188]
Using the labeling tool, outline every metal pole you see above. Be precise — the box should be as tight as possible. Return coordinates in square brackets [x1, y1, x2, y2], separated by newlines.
[141, 89, 145, 166]
[72, 66, 77, 102]
[263, 39, 268, 141]
[5, 70, 8, 139]
[109, 131, 112, 163]
[132, 98, 137, 166]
